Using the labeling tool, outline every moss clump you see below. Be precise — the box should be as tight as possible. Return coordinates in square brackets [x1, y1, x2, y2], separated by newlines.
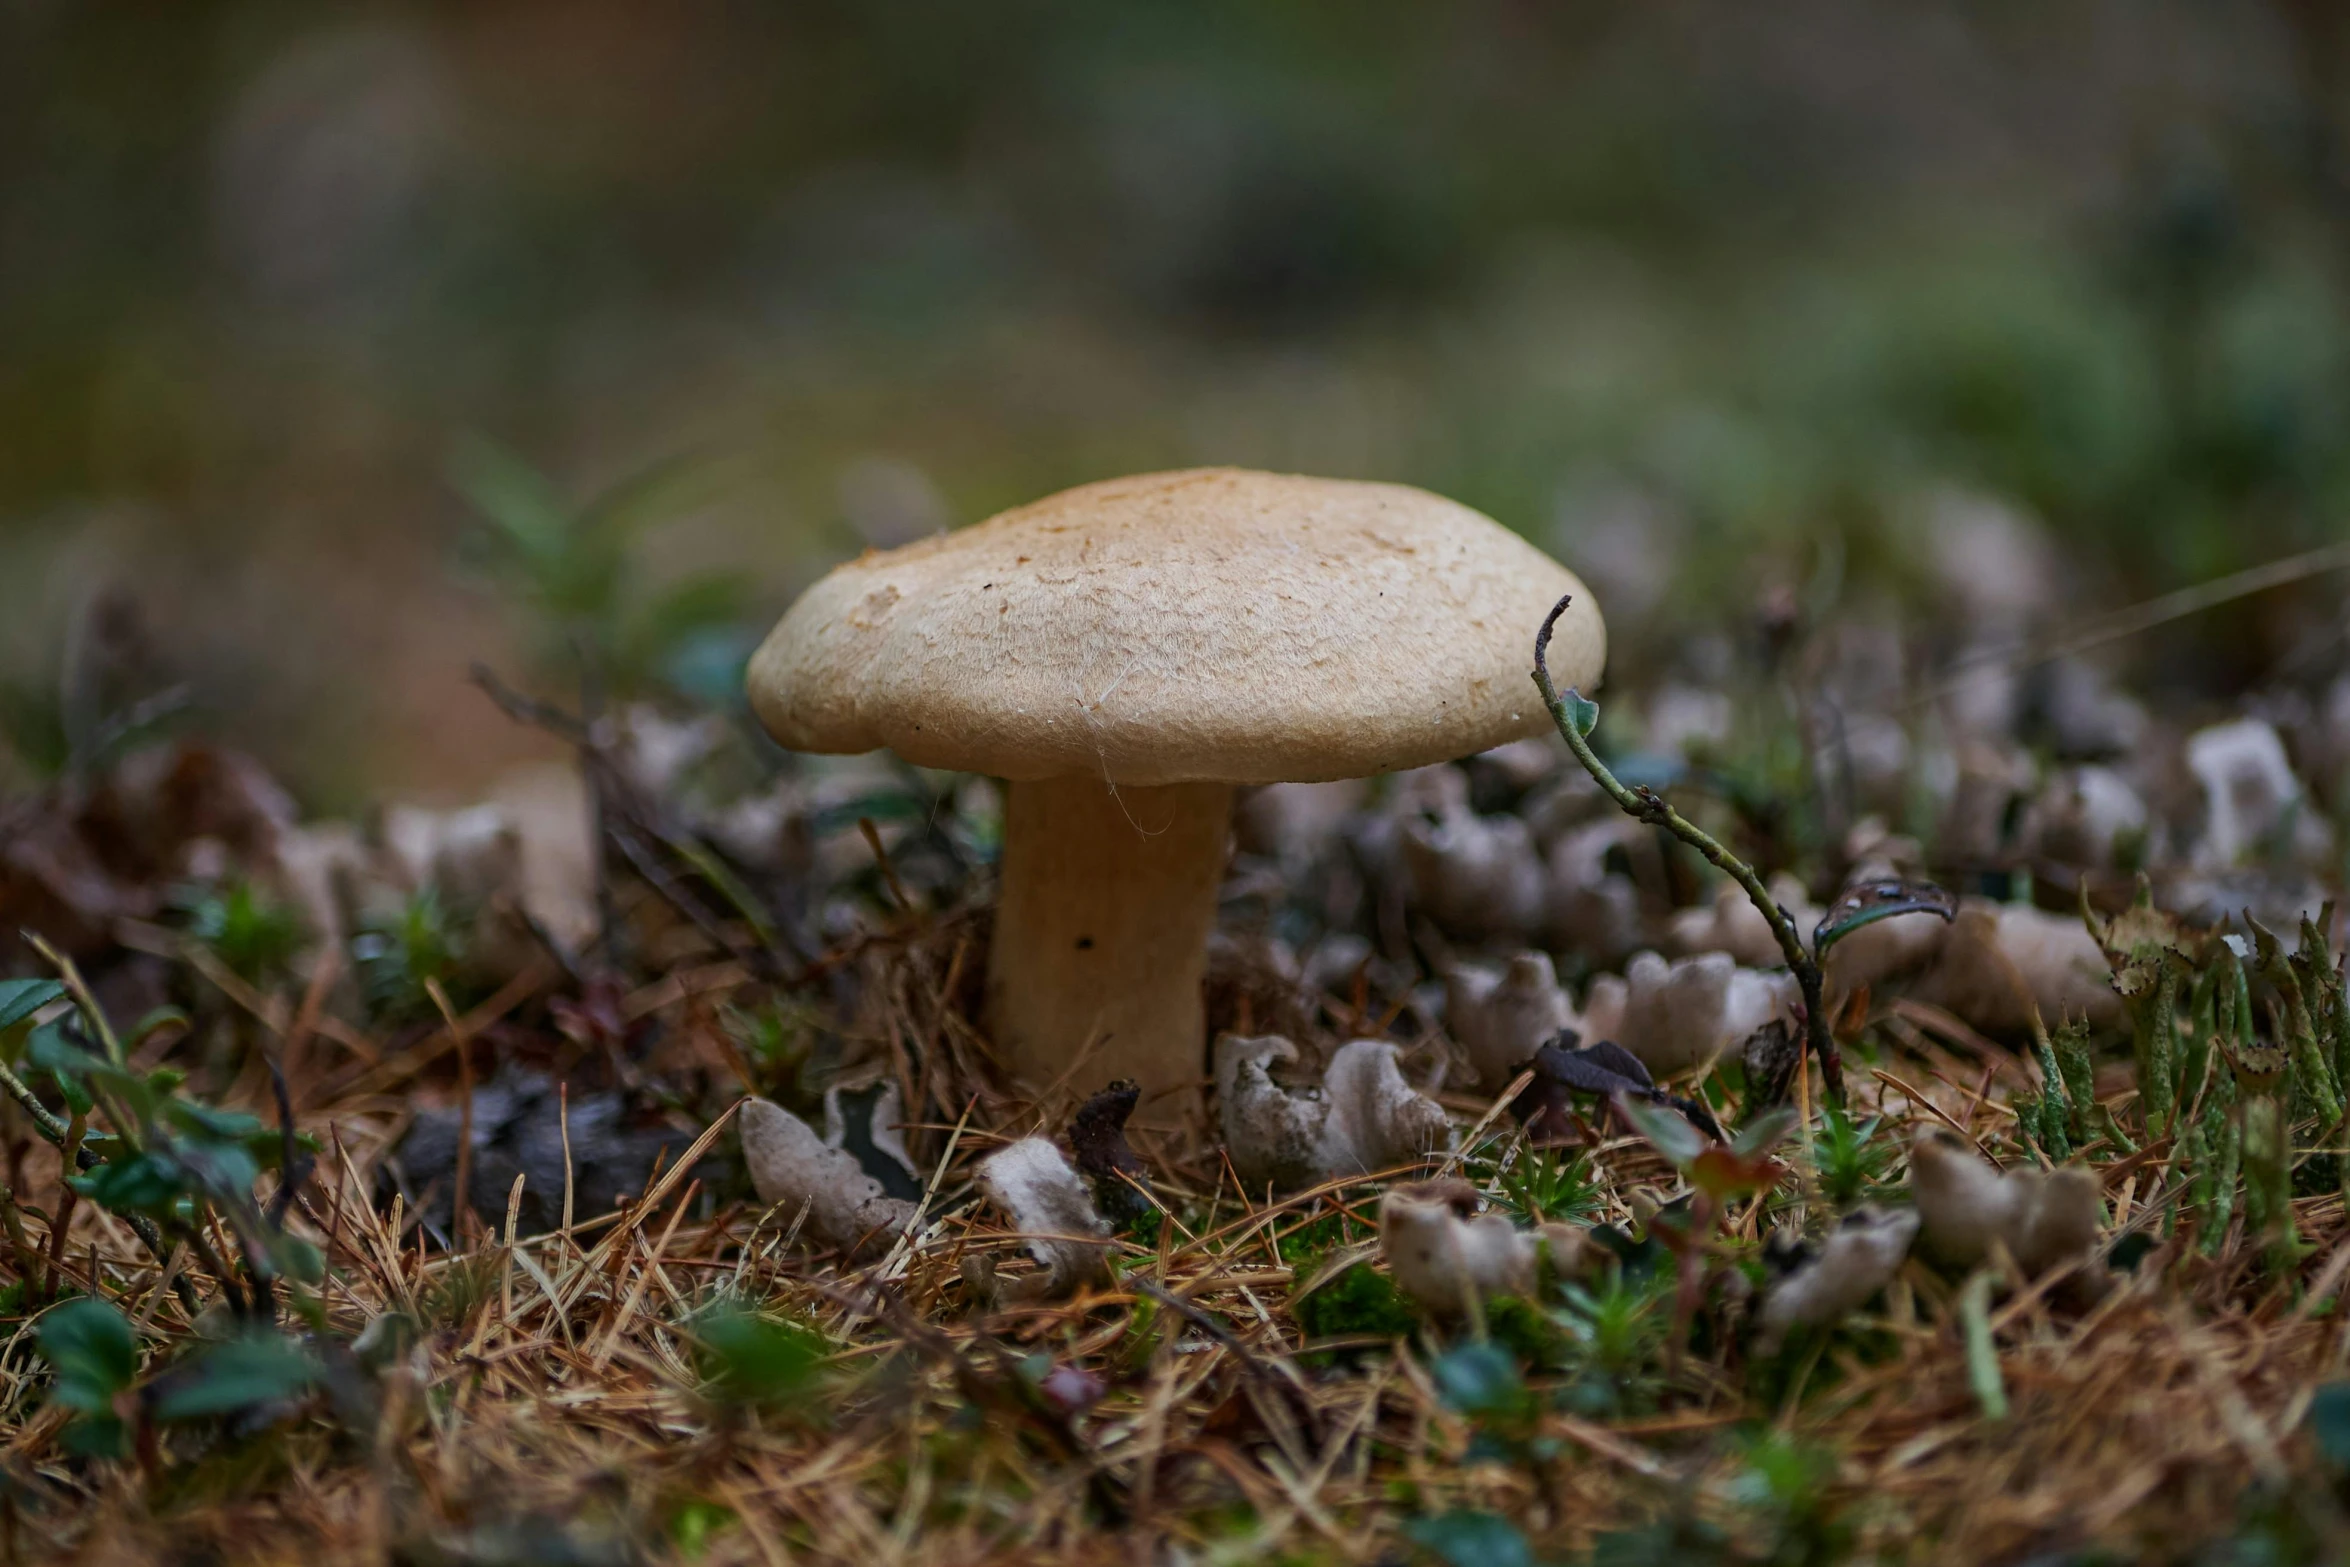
[1293, 1261, 1416, 1351]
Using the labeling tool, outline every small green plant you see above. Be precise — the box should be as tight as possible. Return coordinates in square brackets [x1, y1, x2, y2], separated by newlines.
[34, 1295, 323, 1460]
[1547, 1271, 1675, 1417]
[1429, 1341, 1546, 1464]
[453, 439, 748, 705]
[1725, 1433, 1855, 1567]
[669, 1499, 739, 1560]
[176, 880, 305, 986]
[1494, 1144, 1604, 1228]
[3, 945, 321, 1328]
[1297, 1262, 1418, 1340]
[1408, 1508, 1538, 1567]
[722, 1001, 821, 1108]
[350, 887, 464, 1022]
[691, 1299, 830, 1419]
[36, 1297, 139, 1456]
[1617, 1096, 1797, 1346]
[1808, 1108, 1895, 1208]
[1407, 1346, 1563, 1563]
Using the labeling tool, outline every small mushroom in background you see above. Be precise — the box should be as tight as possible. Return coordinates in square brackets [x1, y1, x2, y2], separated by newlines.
[1217, 1034, 1327, 1192]
[747, 469, 1604, 1123]
[1755, 1206, 1920, 1353]
[822, 1081, 923, 1194]
[2015, 764, 2152, 872]
[2186, 717, 2333, 871]
[1320, 1040, 1453, 1177]
[1909, 1131, 2104, 1280]
[1906, 901, 2121, 1035]
[1233, 779, 1368, 869]
[1446, 951, 1580, 1091]
[1378, 1177, 1588, 1318]
[1668, 873, 1819, 969]
[969, 1137, 1114, 1304]
[360, 761, 599, 978]
[1215, 1034, 1451, 1193]
[1541, 819, 1646, 965]
[1400, 808, 1549, 943]
[1593, 950, 1798, 1081]
[740, 1097, 919, 1259]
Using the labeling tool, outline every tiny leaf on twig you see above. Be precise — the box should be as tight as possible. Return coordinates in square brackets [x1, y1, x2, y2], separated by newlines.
[1615, 1094, 1710, 1169]
[1812, 878, 1958, 957]
[1527, 1034, 1651, 1096]
[0, 979, 66, 1034]
[1730, 1106, 1799, 1160]
[1561, 689, 1600, 739]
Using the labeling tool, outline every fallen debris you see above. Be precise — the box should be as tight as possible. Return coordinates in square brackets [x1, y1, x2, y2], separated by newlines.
[1590, 950, 1797, 1081]
[740, 1097, 919, 1258]
[1756, 1205, 1921, 1353]
[1216, 1034, 1449, 1191]
[1909, 1131, 2104, 1279]
[1378, 1177, 1588, 1318]
[1067, 1078, 1153, 1225]
[971, 1137, 1114, 1303]
[1446, 951, 1580, 1092]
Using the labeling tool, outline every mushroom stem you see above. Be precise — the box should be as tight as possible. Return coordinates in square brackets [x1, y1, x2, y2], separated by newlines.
[988, 776, 1233, 1122]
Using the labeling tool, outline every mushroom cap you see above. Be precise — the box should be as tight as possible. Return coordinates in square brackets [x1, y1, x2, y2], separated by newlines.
[747, 467, 1606, 785]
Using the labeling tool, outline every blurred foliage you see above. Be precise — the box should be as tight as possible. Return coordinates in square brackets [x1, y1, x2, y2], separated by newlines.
[452, 440, 750, 707]
[349, 886, 464, 1023]
[174, 880, 304, 986]
[690, 1299, 829, 1418]
[8, 3, 2350, 796]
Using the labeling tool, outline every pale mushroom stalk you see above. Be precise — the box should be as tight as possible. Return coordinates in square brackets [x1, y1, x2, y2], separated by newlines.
[991, 776, 1232, 1099]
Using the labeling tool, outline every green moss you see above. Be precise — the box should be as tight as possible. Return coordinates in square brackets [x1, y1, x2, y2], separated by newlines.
[1293, 1261, 1416, 1352]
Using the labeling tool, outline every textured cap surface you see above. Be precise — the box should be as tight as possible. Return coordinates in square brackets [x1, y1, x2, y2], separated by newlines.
[747, 468, 1605, 785]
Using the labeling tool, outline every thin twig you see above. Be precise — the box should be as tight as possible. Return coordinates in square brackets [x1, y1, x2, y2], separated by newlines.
[1532, 594, 1843, 1101]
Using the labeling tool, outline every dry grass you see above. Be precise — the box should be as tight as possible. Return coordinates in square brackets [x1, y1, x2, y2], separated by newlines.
[3, 912, 2348, 1567]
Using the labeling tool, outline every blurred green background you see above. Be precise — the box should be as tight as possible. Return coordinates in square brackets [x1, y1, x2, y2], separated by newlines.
[5, 0, 2350, 807]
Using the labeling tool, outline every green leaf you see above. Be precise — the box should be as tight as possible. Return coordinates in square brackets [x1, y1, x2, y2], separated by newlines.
[71, 1154, 186, 1215]
[1616, 1095, 1709, 1170]
[1561, 690, 1599, 739]
[269, 1234, 326, 1286]
[1688, 1143, 1786, 1201]
[449, 437, 576, 568]
[149, 1333, 318, 1422]
[61, 1413, 127, 1459]
[1812, 878, 1958, 957]
[1405, 1510, 1534, 1567]
[37, 1298, 138, 1413]
[126, 1008, 189, 1051]
[173, 1140, 262, 1204]
[1427, 1343, 1526, 1420]
[1731, 1107, 1799, 1160]
[2311, 1382, 2350, 1469]
[0, 979, 65, 1032]
[163, 1099, 265, 1143]
[25, 1022, 89, 1079]
[693, 1305, 827, 1411]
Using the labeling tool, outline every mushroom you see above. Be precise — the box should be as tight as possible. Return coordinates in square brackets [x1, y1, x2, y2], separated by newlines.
[748, 469, 1603, 1119]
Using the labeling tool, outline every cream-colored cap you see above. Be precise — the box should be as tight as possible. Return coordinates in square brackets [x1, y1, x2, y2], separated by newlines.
[748, 467, 1605, 785]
